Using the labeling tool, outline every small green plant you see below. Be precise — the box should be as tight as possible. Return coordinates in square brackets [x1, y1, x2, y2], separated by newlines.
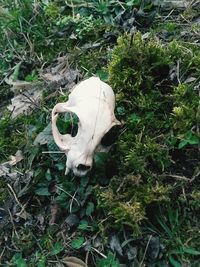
[51, 241, 64, 255]
[0, 0, 107, 80]
[178, 130, 199, 149]
[164, 22, 177, 33]
[97, 252, 120, 267]
[71, 237, 85, 249]
[25, 70, 38, 82]
[66, 0, 159, 26]
[11, 253, 28, 267]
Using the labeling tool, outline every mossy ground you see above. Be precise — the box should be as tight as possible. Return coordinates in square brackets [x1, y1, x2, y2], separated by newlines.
[0, 1, 200, 266]
[99, 33, 200, 264]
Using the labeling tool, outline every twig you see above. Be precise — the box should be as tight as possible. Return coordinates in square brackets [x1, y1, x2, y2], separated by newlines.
[7, 183, 30, 219]
[16, 198, 31, 219]
[32, 234, 44, 252]
[42, 151, 65, 154]
[0, 247, 5, 263]
[182, 41, 200, 47]
[177, 60, 181, 84]
[91, 247, 107, 259]
[21, 92, 41, 109]
[85, 250, 89, 267]
[180, 14, 191, 24]
[21, 32, 34, 56]
[7, 208, 19, 239]
[70, 0, 75, 19]
[43, 91, 58, 101]
[56, 186, 80, 207]
[163, 9, 174, 21]
[69, 190, 78, 213]
[190, 171, 200, 183]
[7, 183, 23, 209]
[4, 29, 22, 58]
[116, 0, 125, 10]
[139, 126, 145, 143]
[182, 186, 187, 201]
[139, 235, 152, 267]
[64, 0, 93, 8]
[163, 174, 190, 181]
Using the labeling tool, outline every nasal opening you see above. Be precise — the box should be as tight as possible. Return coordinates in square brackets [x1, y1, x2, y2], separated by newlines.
[77, 164, 91, 172]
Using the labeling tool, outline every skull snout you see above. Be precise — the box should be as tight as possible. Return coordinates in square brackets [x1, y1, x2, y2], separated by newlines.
[65, 149, 93, 177]
[73, 160, 93, 177]
[73, 163, 92, 177]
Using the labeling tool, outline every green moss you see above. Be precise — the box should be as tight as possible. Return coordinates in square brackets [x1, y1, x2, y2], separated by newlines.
[44, 3, 60, 18]
[97, 174, 171, 234]
[97, 32, 200, 234]
[182, 6, 199, 21]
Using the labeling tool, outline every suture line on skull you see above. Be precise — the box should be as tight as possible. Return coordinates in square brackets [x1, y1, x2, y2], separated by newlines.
[85, 82, 103, 165]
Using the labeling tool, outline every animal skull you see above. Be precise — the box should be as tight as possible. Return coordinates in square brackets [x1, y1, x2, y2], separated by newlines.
[52, 77, 120, 177]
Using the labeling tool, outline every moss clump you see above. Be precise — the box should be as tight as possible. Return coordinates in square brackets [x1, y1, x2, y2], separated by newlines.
[97, 33, 200, 233]
[98, 174, 172, 233]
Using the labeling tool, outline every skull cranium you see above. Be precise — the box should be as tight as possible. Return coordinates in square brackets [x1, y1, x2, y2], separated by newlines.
[52, 77, 120, 177]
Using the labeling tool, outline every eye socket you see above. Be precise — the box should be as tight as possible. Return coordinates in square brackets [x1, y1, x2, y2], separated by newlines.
[101, 125, 120, 147]
[56, 112, 79, 137]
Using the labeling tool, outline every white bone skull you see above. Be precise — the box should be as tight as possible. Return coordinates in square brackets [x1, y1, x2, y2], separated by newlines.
[52, 77, 120, 177]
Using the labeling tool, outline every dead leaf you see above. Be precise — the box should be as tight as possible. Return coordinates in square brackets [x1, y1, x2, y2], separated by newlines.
[81, 42, 101, 50]
[7, 87, 42, 119]
[61, 256, 86, 267]
[16, 210, 31, 220]
[109, 234, 123, 257]
[34, 123, 54, 145]
[65, 214, 79, 229]
[147, 236, 160, 260]
[41, 69, 79, 88]
[159, 0, 188, 9]
[184, 77, 197, 83]
[8, 150, 24, 166]
[37, 214, 45, 225]
[40, 55, 80, 89]
[0, 6, 10, 16]
[0, 164, 10, 177]
[0, 163, 21, 180]
[41, 73, 63, 82]
[18, 171, 34, 197]
[5, 78, 32, 95]
[49, 203, 61, 225]
[56, 263, 65, 267]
